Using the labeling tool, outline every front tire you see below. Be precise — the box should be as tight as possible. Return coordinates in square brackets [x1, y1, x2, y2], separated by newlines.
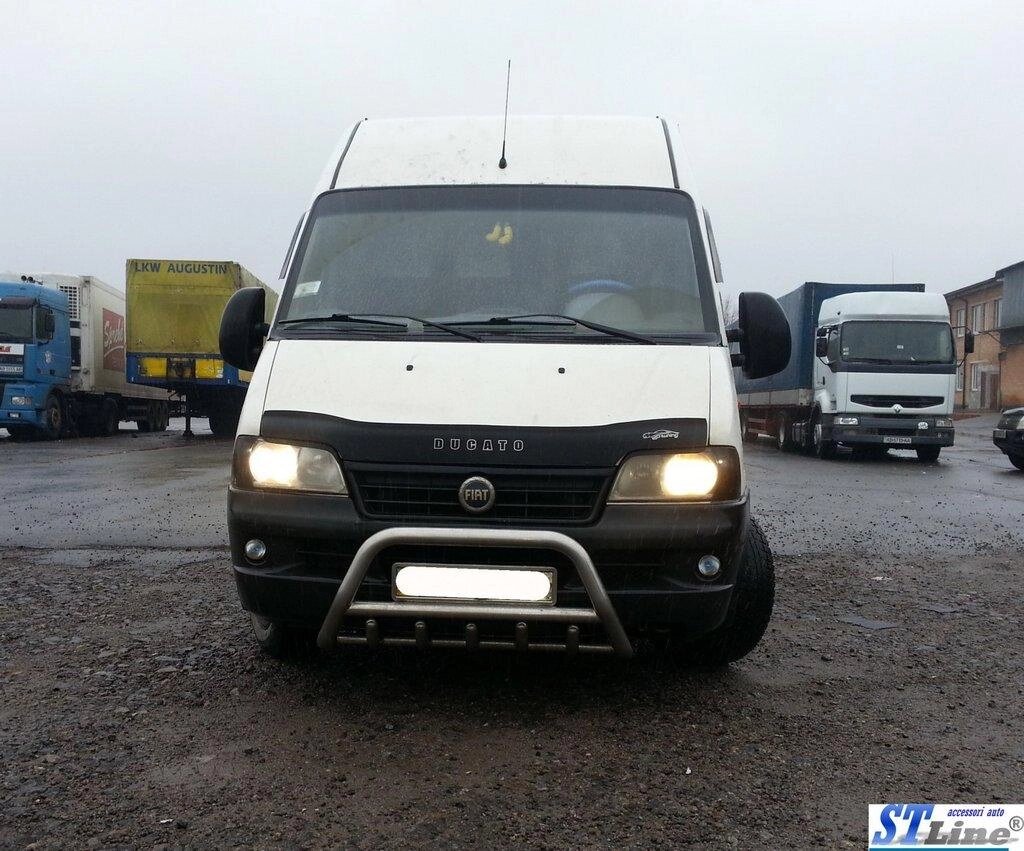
[1009, 454, 1024, 471]
[208, 405, 240, 438]
[250, 614, 318, 660]
[39, 394, 64, 440]
[916, 446, 941, 463]
[673, 518, 775, 667]
[811, 412, 836, 459]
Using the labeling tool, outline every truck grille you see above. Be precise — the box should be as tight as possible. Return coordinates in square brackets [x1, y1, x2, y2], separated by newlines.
[348, 464, 613, 524]
[850, 395, 944, 408]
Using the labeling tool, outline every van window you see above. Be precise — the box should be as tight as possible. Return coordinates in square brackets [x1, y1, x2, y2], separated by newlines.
[278, 186, 719, 340]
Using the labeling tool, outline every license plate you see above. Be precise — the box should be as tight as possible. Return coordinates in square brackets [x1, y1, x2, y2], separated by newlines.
[994, 429, 1008, 439]
[392, 563, 556, 605]
[883, 436, 914, 445]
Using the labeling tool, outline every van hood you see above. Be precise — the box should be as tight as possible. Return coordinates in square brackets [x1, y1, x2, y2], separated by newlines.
[260, 339, 712, 427]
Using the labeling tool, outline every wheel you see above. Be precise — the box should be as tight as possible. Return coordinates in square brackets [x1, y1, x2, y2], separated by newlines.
[152, 402, 169, 432]
[1009, 454, 1024, 471]
[739, 411, 755, 443]
[672, 518, 775, 667]
[250, 614, 318, 660]
[136, 403, 153, 433]
[916, 447, 941, 463]
[775, 414, 795, 452]
[208, 406, 240, 438]
[98, 398, 120, 437]
[810, 411, 836, 459]
[38, 394, 64, 440]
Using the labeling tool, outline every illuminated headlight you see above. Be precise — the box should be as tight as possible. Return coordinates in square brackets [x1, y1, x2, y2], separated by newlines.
[238, 437, 347, 494]
[608, 449, 740, 502]
[836, 416, 859, 426]
[935, 418, 953, 428]
[11, 396, 32, 406]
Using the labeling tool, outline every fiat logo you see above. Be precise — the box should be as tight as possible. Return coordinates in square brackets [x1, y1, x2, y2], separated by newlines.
[458, 476, 495, 513]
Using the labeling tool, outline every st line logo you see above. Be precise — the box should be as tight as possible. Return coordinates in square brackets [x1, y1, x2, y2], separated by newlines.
[102, 309, 126, 371]
[869, 803, 1024, 848]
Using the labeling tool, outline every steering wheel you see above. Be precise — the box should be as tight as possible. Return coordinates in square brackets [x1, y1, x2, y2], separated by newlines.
[567, 278, 635, 296]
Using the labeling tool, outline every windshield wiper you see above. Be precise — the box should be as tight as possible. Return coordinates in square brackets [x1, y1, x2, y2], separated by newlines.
[848, 356, 895, 364]
[447, 313, 656, 344]
[277, 313, 481, 341]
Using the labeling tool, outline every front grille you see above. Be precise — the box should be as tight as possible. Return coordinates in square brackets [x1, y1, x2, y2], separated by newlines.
[348, 464, 613, 524]
[851, 395, 944, 408]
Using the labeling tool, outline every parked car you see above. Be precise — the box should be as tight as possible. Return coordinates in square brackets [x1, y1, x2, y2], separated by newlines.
[993, 407, 1024, 470]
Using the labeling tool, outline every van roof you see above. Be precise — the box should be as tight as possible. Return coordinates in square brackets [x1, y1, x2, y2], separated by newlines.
[317, 115, 693, 196]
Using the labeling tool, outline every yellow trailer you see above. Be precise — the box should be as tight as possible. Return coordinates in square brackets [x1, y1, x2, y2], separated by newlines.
[126, 259, 276, 436]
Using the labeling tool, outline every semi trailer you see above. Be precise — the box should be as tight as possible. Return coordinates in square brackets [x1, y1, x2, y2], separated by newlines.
[734, 282, 964, 461]
[125, 259, 277, 437]
[0, 273, 170, 440]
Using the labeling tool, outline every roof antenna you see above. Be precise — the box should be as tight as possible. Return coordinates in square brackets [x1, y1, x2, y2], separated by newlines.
[498, 60, 511, 169]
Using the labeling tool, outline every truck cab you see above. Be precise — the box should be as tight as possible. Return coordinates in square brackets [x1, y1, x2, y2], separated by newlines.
[809, 291, 957, 460]
[218, 115, 790, 664]
[0, 279, 71, 439]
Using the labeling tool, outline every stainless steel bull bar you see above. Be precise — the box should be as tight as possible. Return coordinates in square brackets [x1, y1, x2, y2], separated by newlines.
[316, 527, 633, 658]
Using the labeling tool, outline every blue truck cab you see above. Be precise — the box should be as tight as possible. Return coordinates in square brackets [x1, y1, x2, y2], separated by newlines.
[0, 279, 71, 438]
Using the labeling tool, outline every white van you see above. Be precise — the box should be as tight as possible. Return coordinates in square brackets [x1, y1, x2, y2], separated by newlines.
[220, 116, 791, 663]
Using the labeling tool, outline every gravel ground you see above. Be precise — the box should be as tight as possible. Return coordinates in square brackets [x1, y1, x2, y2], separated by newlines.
[1, 416, 1021, 849]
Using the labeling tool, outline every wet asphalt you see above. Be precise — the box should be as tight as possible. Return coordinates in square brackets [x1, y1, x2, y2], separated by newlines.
[0, 415, 1021, 848]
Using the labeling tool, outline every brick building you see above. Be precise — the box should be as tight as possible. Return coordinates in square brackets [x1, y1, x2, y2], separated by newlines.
[945, 260, 1024, 410]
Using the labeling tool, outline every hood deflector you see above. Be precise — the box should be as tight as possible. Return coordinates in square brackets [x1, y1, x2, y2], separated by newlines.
[260, 411, 708, 467]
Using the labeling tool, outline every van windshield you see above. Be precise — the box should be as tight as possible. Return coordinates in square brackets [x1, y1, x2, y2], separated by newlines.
[277, 186, 719, 342]
[840, 321, 955, 364]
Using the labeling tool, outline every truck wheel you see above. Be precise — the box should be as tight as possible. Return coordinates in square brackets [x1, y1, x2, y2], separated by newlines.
[811, 412, 836, 459]
[250, 614, 318, 660]
[208, 406, 240, 438]
[739, 411, 754, 443]
[39, 395, 64, 440]
[152, 403, 169, 432]
[916, 447, 941, 463]
[775, 414, 795, 452]
[1009, 454, 1024, 471]
[99, 398, 120, 437]
[673, 518, 775, 667]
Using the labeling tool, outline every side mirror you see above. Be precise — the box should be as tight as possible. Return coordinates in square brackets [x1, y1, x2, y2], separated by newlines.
[735, 292, 791, 379]
[964, 329, 975, 355]
[815, 336, 828, 358]
[43, 312, 56, 337]
[220, 287, 267, 371]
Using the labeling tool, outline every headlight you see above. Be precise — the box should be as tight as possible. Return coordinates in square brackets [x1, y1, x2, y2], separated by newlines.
[235, 437, 347, 494]
[836, 416, 859, 426]
[608, 448, 740, 502]
[11, 395, 32, 406]
[935, 418, 953, 428]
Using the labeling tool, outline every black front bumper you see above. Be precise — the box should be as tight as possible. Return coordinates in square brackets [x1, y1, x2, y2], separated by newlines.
[824, 414, 954, 447]
[993, 429, 1024, 458]
[228, 487, 750, 639]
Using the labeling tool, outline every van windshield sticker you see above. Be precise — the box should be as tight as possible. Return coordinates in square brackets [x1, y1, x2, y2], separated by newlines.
[294, 280, 321, 298]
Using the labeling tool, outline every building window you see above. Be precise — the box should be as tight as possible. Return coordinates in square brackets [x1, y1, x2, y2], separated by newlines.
[993, 298, 1002, 329]
[955, 307, 965, 337]
[956, 364, 964, 391]
[971, 362, 985, 392]
[971, 303, 985, 332]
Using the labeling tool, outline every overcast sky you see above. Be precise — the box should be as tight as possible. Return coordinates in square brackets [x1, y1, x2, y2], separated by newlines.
[2, 1, 1022, 298]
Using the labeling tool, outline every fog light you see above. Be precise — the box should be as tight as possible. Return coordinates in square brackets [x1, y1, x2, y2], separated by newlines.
[697, 554, 721, 579]
[244, 539, 267, 562]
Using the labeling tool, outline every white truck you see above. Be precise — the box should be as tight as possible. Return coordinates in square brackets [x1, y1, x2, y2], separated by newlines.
[217, 115, 791, 665]
[0, 273, 170, 440]
[736, 283, 962, 461]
